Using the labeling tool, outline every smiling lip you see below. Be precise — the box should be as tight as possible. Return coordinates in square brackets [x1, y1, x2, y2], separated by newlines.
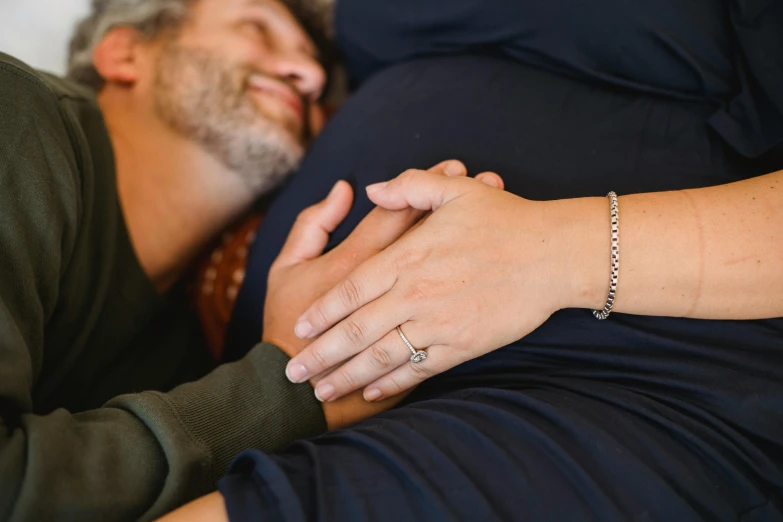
[247, 74, 304, 123]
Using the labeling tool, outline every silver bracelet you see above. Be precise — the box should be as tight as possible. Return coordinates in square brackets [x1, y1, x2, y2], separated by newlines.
[593, 192, 620, 320]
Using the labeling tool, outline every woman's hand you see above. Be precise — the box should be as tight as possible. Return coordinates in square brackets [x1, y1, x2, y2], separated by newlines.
[285, 168, 608, 403]
[264, 161, 504, 427]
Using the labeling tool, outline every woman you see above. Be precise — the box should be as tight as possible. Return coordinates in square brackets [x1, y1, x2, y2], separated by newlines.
[169, 0, 783, 520]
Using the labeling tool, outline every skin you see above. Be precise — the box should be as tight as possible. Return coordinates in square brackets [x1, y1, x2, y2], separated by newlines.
[91, 0, 494, 434]
[279, 168, 783, 403]
[94, 0, 324, 293]
[262, 160, 503, 427]
[158, 166, 783, 521]
[157, 163, 504, 522]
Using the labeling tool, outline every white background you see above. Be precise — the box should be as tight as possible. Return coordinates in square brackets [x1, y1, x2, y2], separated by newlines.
[0, 0, 90, 74]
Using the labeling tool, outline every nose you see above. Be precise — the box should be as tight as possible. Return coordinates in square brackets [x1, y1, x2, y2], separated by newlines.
[267, 50, 326, 101]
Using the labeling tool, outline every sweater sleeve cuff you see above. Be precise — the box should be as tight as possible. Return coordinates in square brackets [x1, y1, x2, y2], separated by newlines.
[108, 343, 326, 497]
[169, 342, 326, 469]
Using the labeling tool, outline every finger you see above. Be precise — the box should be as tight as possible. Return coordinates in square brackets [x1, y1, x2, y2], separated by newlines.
[274, 181, 353, 269]
[312, 328, 411, 402]
[475, 171, 504, 190]
[429, 159, 467, 178]
[362, 344, 458, 401]
[292, 238, 402, 341]
[336, 161, 464, 257]
[287, 288, 421, 382]
[295, 162, 465, 339]
[365, 169, 475, 212]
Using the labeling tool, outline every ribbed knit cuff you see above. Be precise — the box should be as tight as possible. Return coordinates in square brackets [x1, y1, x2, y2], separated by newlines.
[164, 343, 327, 478]
[111, 341, 327, 512]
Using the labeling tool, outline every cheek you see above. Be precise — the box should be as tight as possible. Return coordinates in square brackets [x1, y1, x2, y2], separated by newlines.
[196, 31, 268, 70]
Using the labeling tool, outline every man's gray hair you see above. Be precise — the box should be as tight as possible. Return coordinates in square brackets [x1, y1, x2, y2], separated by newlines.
[68, 0, 192, 89]
[67, 0, 334, 90]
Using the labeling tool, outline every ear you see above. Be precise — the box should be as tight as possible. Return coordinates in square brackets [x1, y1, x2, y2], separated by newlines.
[93, 26, 143, 85]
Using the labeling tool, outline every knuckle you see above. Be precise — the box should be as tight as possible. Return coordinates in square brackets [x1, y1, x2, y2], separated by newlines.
[402, 278, 437, 303]
[403, 283, 428, 303]
[310, 303, 331, 329]
[400, 168, 420, 180]
[410, 360, 436, 378]
[309, 345, 329, 368]
[295, 206, 317, 225]
[337, 278, 363, 309]
[369, 342, 394, 369]
[337, 369, 357, 389]
[341, 319, 368, 346]
[387, 374, 407, 394]
[394, 248, 426, 271]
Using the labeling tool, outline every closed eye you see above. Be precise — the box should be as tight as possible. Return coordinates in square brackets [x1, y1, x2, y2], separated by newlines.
[248, 20, 268, 37]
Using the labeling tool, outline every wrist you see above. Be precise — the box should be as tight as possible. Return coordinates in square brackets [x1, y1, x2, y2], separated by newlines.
[262, 334, 300, 360]
[543, 196, 612, 311]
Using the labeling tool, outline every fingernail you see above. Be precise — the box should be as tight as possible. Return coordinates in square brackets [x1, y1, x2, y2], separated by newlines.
[444, 161, 464, 177]
[314, 384, 334, 402]
[294, 319, 313, 339]
[286, 363, 309, 383]
[366, 182, 388, 194]
[364, 388, 382, 402]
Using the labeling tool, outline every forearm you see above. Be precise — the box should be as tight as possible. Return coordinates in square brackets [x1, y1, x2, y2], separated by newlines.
[108, 343, 326, 519]
[2, 344, 325, 522]
[156, 492, 228, 522]
[562, 170, 783, 319]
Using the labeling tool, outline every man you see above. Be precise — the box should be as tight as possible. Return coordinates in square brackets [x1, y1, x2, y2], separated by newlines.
[0, 0, 444, 519]
[166, 0, 781, 521]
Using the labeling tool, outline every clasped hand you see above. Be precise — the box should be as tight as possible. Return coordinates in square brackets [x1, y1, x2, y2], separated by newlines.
[263, 160, 507, 427]
[284, 166, 591, 404]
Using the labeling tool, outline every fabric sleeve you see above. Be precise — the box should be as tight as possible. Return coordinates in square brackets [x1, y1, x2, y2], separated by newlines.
[0, 58, 325, 522]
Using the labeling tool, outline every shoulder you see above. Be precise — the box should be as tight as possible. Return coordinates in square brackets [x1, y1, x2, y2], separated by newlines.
[0, 54, 91, 286]
[0, 53, 112, 211]
[0, 52, 96, 105]
[0, 52, 103, 161]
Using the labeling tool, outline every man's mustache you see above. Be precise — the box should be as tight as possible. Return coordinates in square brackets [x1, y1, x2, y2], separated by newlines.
[244, 70, 312, 141]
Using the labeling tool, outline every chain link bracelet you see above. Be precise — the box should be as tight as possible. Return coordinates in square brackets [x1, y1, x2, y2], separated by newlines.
[593, 192, 620, 320]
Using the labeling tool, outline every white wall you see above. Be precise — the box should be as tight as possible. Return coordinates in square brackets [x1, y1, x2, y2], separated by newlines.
[0, 0, 90, 74]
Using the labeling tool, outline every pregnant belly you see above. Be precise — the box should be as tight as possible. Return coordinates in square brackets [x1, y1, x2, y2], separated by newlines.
[230, 55, 783, 454]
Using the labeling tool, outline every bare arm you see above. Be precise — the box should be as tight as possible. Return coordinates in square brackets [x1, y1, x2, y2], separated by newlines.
[283, 168, 783, 402]
[569, 170, 783, 319]
[156, 492, 228, 522]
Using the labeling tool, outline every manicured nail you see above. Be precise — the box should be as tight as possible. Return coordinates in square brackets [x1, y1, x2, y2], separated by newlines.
[286, 363, 308, 383]
[366, 182, 388, 194]
[444, 161, 464, 176]
[364, 388, 382, 402]
[314, 384, 334, 402]
[294, 319, 313, 339]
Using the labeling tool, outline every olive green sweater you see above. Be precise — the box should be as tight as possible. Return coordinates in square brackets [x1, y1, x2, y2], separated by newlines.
[0, 53, 326, 521]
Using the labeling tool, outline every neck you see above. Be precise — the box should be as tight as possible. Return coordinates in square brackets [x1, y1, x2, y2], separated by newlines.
[100, 89, 258, 293]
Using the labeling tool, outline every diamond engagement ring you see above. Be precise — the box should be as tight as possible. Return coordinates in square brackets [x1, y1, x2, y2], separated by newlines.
[396, 326, 428, 364]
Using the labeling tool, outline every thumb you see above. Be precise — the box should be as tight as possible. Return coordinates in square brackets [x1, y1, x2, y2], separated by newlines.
[475, 171, 505, 190]
[428, 159, 467, 178]
[274, 181, 353, 269]
[336, 160, 467, 257]
[365, 169, 472, 212]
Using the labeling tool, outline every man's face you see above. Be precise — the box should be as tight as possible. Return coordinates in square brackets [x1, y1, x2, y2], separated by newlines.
[149, 0, 326, 192]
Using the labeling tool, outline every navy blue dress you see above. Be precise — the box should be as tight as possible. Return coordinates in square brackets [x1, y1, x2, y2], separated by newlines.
[220, 1, 783, 520]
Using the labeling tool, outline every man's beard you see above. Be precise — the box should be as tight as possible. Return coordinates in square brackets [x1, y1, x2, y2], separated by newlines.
[153, 43, 305, 194]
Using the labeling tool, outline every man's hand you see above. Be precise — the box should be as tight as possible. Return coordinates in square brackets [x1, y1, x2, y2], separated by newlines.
[263, 160, 502, 429]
